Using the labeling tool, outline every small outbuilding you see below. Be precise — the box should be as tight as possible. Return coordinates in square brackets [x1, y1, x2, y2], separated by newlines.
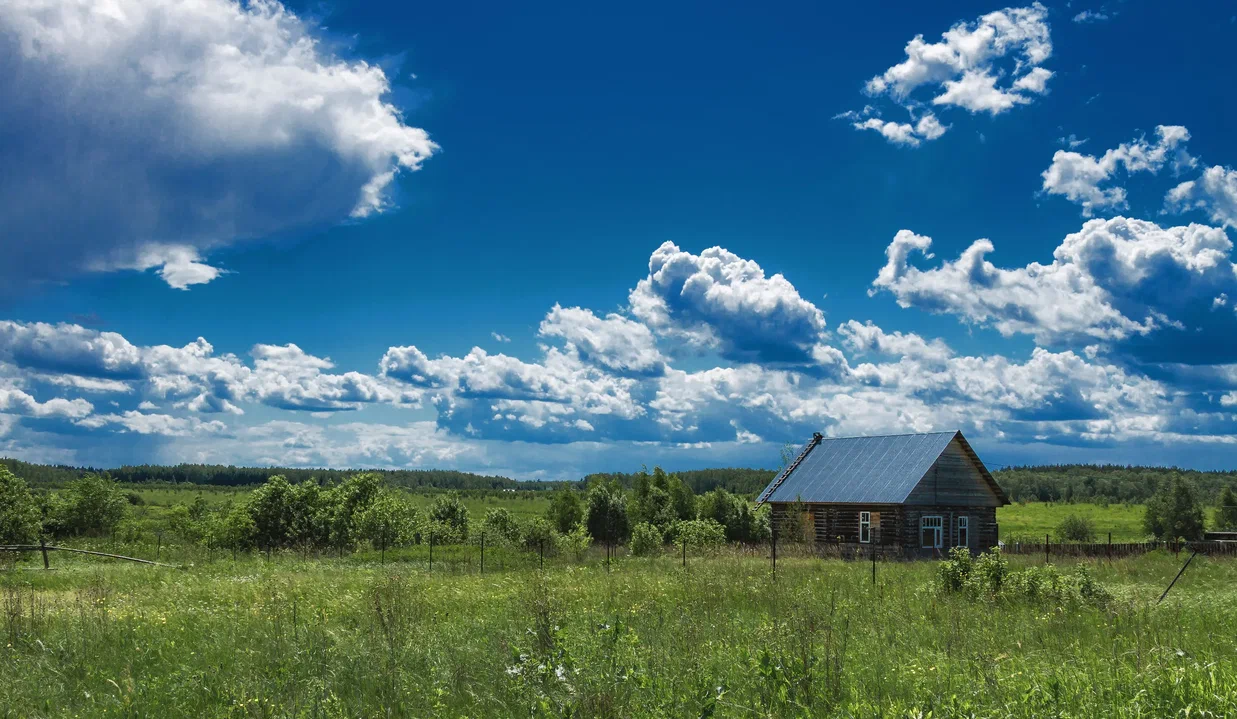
[756, 430, 1008, 557]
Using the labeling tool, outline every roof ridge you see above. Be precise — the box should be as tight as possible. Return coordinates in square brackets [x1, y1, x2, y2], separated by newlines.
[817, 430, 958, 441]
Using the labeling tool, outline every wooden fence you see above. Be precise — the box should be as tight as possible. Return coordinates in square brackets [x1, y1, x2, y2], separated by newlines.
[1003, 539, 1237, 559]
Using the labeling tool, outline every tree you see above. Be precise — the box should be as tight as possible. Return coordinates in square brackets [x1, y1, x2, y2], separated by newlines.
[428, 492, 470, 540]
[482, 508, 523, 545]
[49, 474, 128, 537]
[358, 492, 419, 562]
[545, 486, 584, 534]
[585, 479, 629, 544]
[324, 473, 384, 551]
[698, 489, 769, 544]
[1216, 487, 1237, 531]
[0, 466, 41, 544]
[1144, 477, 1206, 541]
[246, 475, 297, 551]
[1055, 514, 1097, 542]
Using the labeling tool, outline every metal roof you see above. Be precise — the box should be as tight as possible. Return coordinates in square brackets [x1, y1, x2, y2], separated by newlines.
[763, 431, 959, 504]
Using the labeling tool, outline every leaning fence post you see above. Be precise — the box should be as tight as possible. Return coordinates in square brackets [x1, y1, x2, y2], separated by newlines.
[40, 537, 49, 570]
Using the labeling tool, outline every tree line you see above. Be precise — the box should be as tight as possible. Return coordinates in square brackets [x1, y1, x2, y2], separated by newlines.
[0, 465, 771, 556]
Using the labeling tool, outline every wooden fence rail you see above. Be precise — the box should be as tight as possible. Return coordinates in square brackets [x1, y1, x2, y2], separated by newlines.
[0, 544, 179, 568]
[1002, 540, 1237, 559]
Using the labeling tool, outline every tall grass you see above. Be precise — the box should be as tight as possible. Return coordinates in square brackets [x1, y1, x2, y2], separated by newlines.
[3, 548, 1236, 717]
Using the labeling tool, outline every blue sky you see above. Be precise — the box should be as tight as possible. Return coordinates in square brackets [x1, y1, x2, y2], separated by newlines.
[2, 0, 1236, 479]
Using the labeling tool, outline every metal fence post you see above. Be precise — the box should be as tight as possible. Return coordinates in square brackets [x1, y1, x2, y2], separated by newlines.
[1045, 533, 1050, 564]
[40, 537, 49, 570]
[480, 532, 485, 575]
[682, 537, 687, 568]
[428, 533, 433, 572]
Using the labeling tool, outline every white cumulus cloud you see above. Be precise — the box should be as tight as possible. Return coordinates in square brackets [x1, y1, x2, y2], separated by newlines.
[1042, 125, 1194, 216]
[0, 0, 436, 292]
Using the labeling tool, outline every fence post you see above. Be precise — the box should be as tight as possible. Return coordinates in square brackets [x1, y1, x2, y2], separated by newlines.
[682, 536, 687, 568]
[156, 532, 162, 563]
[772, 528, 778, 577]
[1045, 533, 1050, 564]
[480, 532, 485, 575]
[871, 544, 876, 585]
[40, 537, 49, 570]
[428, 533, 433, 572]
[1107, 532, 1111, 560]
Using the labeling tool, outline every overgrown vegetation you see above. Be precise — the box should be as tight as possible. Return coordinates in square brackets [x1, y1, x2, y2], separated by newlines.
[937, 547, 1112, 609]
[3, 547, 1234, 717]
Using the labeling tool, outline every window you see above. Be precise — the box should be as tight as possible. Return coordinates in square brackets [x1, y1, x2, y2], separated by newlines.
[958, 516, 969, 548]
[859, 511, 871, 543]
[921, 515, 943, 548]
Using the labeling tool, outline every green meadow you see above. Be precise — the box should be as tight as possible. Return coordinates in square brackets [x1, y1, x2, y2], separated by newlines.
[3, 546, 1236, 718]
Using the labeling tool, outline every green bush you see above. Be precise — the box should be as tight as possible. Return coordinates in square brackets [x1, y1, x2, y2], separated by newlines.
[553, 524, 593, 560]
[1055, 514, 1097, 542]
[629, 522, 663, 557]
[936, 547, 1109, 608]
[669, 518, 727, 553]
[0, 466, 42, 544]
[47, 474, 129, 537]
[428, 492, 471, 540]
[481, 508, 523, 545]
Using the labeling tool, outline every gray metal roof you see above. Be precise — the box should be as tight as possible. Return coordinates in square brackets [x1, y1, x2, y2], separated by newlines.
[763, 431, 959, 504]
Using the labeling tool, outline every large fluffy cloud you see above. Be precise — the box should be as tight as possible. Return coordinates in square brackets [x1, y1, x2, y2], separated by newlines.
[871, 218, 1237, 364]
[1042, 125, 1194, 216]
[844, 3, 1052, 146]
[0, 0, 435, 292]
[627, 242, 839, 369]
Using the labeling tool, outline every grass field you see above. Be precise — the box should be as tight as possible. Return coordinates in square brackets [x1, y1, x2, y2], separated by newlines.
[996, 501, 1151, 542]
[3, 546, 1235, 718]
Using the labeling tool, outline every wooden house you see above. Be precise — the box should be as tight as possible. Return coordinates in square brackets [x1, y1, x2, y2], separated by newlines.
[756, 431, 1008, 557]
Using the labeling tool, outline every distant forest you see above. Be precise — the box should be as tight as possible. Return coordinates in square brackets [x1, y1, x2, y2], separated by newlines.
[3, 457, 1236, 503]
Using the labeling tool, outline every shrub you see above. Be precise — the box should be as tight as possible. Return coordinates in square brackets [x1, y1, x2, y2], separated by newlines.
[48, 474, 129, 537]
[553, 523, 593, 560]
[936, 547, 1109, 608]
[1055, 514, 1097, 542]
[0, 466, 41, 544]
[357, 491, 420, 556]
[481, 508, 523, 545]
[428, 492, 471, 540]
[521, 516, 555, 552]
[629, 522, 663, 557]
[670, 518, 727, 554]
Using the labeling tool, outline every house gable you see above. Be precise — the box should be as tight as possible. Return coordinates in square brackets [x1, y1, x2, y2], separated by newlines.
[904, 435, 1007, 507]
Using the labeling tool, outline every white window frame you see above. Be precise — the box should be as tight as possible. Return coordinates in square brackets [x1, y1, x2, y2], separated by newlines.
[957, 516, 969, 548]
[859, 511, 871, 544]
[920, 515, 943, 549]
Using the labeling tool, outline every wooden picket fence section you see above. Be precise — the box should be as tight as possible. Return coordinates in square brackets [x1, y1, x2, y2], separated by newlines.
[1003, 539, 1237, 559]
